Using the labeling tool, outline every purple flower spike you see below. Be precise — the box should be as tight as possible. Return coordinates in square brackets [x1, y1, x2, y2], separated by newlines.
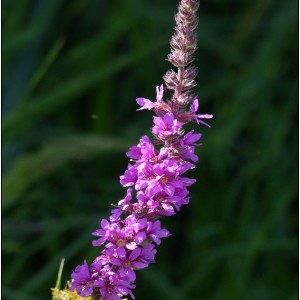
[69, 1, 213, 299]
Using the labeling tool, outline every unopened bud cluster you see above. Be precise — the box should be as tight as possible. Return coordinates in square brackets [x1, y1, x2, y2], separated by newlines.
[164, 0, 200, 108]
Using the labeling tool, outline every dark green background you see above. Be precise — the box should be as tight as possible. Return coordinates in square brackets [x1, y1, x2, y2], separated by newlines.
[3, 0, 298, 299]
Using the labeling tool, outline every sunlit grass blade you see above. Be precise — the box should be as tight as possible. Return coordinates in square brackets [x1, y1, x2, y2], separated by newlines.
[52, 258, 65, 300]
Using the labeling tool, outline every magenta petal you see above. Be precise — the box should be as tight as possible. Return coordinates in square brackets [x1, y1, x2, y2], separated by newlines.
[136, 98, 156, 110]
[133, 261, 148, 269]
[129, 248, 142, 261]
[111, 258, 122, 266]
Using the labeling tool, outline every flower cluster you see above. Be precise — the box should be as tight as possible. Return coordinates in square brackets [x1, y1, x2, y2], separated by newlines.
[69, 86, 212, 300]
[68, 0, 212, 299]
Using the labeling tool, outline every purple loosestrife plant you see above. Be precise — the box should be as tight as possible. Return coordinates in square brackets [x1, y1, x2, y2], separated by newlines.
[68, 0, 213, 299]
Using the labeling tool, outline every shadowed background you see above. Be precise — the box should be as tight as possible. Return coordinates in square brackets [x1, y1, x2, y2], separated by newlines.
[3, 0, 298, 299]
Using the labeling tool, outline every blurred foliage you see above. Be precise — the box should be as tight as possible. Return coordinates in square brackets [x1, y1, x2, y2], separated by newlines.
[2, 0, 298, 299]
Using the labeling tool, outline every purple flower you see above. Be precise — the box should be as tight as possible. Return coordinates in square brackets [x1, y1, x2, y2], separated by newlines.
[95, 247, 116, 266]
[135, 162, 155, 191]
[110, 246, 154, 282]
[93, 216, 149, 255]
[92, 219, 111, 247]
[127, 136, 159, 163]
[181, 130, 202, 146]
[94, 267, 136, 300]
[152, 113, 183, 136]
[137, 191, 176, 216]
[69, 260, 93, 297]
[189, 98, 213, 126]
[180, 145, 198, 162]
[136, 97, 156, 111]
[139, 158, 195, 197]
[146, 220, 170, 245]
[106, 224, 136, 252]
[110, 188, 133, 222]
[137, 189, 190, 214]
[139, 243, 157, 264]
[111, 247, 137, 282]
[136, 85, 164, 110]
[120, 164, 138, 187]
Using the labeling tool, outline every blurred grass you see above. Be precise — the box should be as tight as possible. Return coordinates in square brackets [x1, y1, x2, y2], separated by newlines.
[2, 0, 298, 300]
